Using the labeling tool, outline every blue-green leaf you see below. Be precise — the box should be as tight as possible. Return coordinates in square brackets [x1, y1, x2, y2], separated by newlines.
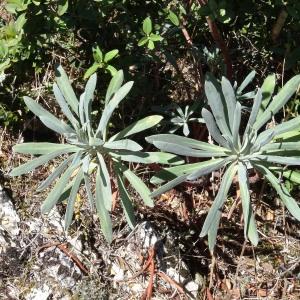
[200, 163, 237, 238]
[116, 170, 135, 229]
[95, 166, 113, 243]
[55, 65, 79, 115]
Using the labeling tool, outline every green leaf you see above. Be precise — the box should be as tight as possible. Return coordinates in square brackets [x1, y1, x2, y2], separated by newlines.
[237, 70, 256, 94]
[147, 40, 155, 50]
[104, 49, 119, 63]
[138, 37, 149, 47]
[255, 116, 300, 146]
[57, 0, 68, 16]
[116, 170, 135, 229]
[24, 96, 75, 135]
[281, 170, 300, 184]
[232, 102, 241, 150]
[167, 10, 180, 26]
[146, 134, 228, 152]
[104, 139, 142, 151]
[97, 81, 134, 136]
[117, 162, 154, 207]
[105, 70, 124, 104]
[41, 162, 80, 213]
[202, 108, 229, 148]
[83, 73, 97, 124]
[39, 115, 75, 135]
[253, 155, 300, 166]
[261, 142, 300, 152]
[150, 141, 227, 158]
[238, 162, 259, 246]
[97, 153, 112, 211]
[253, 162, 300, 221]
[275, 130, 300, 142]
[111, 150, 184, 165]
[200, 163, 237, 238]
[207, 213, 221, 253]
[84, 63, 100, 80]
[151, 174, 188, 198]
[92, 45, 103, 63]
[53, 83, 79, 128]
[149, 33, 163, 42]
[37, 155, 75, 192]
[205, 79, 231, 138]
[64, 168, 83, 230]
[254, 75, 300, 131]
[258, 74, 276, 116]
[106, 65, 118, 76]
[13, 143, 79, 155]
[221, 77, 236, 131]
[110, 115, 163, 141]
[10, 148, 77, 176]
[55, 65, 79, 115]
[95, 166, 113, 243]
[187, 157, 231, 181]
[143, 17, 152, 35]
[150, 159, 224, 185]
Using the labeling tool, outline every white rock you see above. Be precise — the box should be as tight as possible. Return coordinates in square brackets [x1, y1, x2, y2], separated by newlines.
[25, 284, 51, 300]
[0, 186, 20, 236]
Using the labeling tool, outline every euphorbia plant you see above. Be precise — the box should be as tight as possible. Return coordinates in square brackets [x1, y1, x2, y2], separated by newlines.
[147, 73, 300, 251]
[10, 66, 182, 242]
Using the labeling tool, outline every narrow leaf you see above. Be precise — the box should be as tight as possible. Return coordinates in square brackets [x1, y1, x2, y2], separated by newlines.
[110, 150, 184, 165]
[116, 170, 135, 229]
[13, 143, 79, 155]
[253, 155, 300, 166]
[150, 159, 224, 184]
[258, 73, 276, 116]
[151, 174, 188, 198]
[97, 81, 133, 136]
[187, 157, 231, 181]
[238, 163, 259, 246]
[97, 153, 112, 211]
[151, 141, 227, 158]
[53, 83, 79, 128]
[118, 162, 154, 207]
[84, 73, 97, 124]
[221, 76, 236, 131]
[232, 102, 241, 150]
[105, 70, 124, 104]
[253, 75, 300, 131]
[104, 139, 143, 151]
[95, 166, 113, 243]
[202, 108, 229, 148]
[253, 162, 300, 221]
[146, 133, 228, 152]
[237, 70, 256, 94]
[205, 80, 231, 137]
[10, 149, 77, 176]
[110, 115, 163, 141]
[55, 65, 79, 115]
[200, 163, 237, 237]
[37, 154, 75, 192]
[41, 162, 80, 213]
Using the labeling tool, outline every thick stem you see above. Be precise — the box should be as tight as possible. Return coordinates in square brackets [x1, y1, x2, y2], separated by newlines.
[197, 0, 233, 80]
[272, 9, 288, 42]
